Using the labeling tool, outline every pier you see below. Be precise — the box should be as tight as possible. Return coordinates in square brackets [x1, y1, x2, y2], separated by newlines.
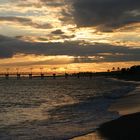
[0, 66, 94, 80]
[0, 72, 72, 79]
[0, 72, 50, 80]
[0, 72, 94, 80]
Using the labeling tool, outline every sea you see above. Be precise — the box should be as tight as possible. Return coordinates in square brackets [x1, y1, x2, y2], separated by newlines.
[0, 77, 137, 140]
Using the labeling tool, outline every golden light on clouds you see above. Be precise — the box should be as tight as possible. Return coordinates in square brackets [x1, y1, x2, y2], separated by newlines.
[0, 53, 139, 73]
[0, 0, 139, 72]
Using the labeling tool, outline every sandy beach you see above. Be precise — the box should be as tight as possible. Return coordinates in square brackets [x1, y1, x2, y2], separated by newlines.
[72, 84, 140, 140]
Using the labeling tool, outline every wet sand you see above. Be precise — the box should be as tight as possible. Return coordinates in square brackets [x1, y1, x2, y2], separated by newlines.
[71, 132, 100, 140]
[109, 86, 140, 115]
[72, 85, 140, 140]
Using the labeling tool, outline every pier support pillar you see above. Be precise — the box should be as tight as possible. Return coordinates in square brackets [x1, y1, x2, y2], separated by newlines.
[41, 74, 44, 79]
[53, 74, 56, 79]
[29, 74, 32, 79]
[65, 73, 68, 79]
[17, 74, 21, 79]
[77, 73, 80, 79]
[5, 74, 9, 80]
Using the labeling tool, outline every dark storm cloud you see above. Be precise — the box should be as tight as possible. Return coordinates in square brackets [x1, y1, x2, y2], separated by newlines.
[0, 35, 140, 63]
[51, 29, 64, 35]
[71, 0, 140, 31]
[61, 34, 75, 39]
[0, 16, 52, 29]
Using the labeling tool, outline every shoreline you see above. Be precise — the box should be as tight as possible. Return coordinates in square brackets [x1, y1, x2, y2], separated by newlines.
[71, 113, 140, 140]
[71, 83, 140, 140]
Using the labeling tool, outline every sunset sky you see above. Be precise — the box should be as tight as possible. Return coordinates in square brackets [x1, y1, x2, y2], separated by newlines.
[0, 0, 140, 73]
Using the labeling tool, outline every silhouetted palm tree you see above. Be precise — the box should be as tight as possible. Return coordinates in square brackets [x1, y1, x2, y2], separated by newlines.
[112, 67, 115, 71]
[117, 67, 120, 71]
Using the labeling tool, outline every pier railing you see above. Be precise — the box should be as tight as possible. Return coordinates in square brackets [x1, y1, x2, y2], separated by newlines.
[0, 72, 94, 79]
[0, 72, 57, 79]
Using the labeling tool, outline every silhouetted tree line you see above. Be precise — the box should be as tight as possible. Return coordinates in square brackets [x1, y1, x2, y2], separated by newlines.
[121, 65, 140, 74]
[71, 65, 140, 81]
[102, 65, 140, 81]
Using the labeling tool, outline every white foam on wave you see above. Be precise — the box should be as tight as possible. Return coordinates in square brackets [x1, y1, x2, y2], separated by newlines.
[0, 77, 137, 139]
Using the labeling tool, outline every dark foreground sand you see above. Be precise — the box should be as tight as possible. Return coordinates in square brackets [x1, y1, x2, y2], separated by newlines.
[72, 85, 140, 140]
[72, 113, 140, 140]
[98, 112, 140, 140]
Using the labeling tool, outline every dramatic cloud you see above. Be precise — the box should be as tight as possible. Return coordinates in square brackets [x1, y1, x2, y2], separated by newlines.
[0, 55, 73, 67]
[71, 0, 140, 31]
[0, 35, 139, 63]
[0, 0, 139, 70]
[0, 16, 52, 29]
[51, 29, 64, 34]
[14, 0, 66, 8]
